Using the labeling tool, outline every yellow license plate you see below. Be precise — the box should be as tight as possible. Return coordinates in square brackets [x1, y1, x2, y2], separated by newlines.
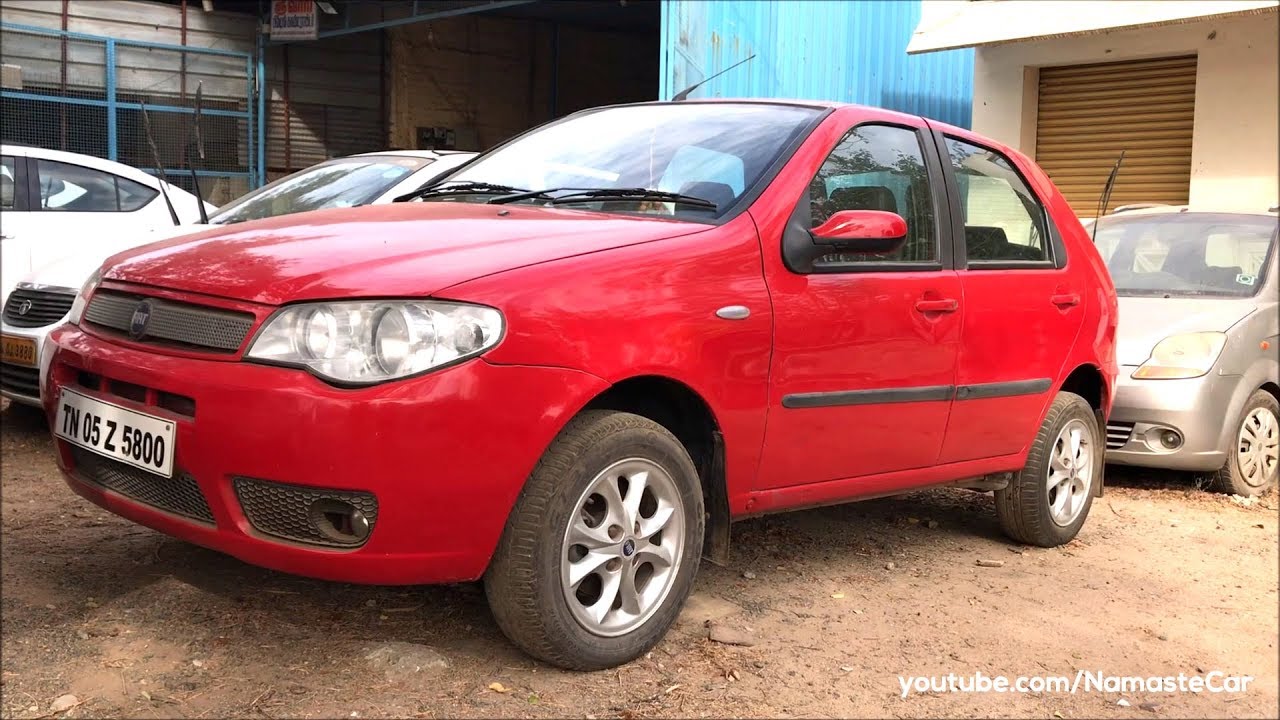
[1, 334, 37, 367]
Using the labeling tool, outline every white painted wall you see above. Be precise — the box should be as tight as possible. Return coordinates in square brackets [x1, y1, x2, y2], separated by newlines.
[971, 13, 1279, 212]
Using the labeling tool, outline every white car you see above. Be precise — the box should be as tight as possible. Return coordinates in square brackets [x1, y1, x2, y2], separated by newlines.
[0, 149, 476, 406]
[1, 144, 215, 309]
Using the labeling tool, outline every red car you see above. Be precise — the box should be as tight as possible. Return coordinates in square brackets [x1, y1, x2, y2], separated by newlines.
[41, 100, 1117, 670]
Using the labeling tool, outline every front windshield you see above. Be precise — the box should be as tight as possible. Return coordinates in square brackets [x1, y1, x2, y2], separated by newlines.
[434, 102, 822, 219]
[1094, 213, 1277, 297]
[210, 155, 431, 225]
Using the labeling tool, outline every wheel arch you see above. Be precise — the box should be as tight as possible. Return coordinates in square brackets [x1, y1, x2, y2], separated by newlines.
[580, 375, 731, 566]
[1055, 363, 1109, 497]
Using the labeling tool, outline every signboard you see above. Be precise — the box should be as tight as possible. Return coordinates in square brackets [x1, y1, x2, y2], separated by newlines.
[270, 0, 317, 41]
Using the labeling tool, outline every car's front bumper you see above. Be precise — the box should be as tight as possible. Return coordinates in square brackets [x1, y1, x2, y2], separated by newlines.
[1, 320, 59, 406]
[1105, 368, 1240, 472]
[43, 324, 609, 585]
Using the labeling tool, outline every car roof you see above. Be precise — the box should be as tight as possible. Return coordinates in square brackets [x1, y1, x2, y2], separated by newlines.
[351, 149, 477, 160]
[1103, 204, 1279, 219]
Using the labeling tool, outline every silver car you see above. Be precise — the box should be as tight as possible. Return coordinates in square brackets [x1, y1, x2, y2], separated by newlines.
[1092, 206, 1279, 496]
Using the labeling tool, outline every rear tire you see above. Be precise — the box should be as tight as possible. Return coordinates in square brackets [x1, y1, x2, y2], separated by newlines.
[1208, 390, 1279, 497]
[485, 410, 704, 670]
[996, 392, 1099, 547]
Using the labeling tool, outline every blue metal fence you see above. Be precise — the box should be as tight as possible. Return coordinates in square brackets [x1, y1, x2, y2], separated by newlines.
[659, 0, 974, 129]
[0, 22, 259, 204]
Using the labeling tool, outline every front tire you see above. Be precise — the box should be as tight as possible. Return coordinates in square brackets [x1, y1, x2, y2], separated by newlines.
[1208, 390, 1279, 497]
[485, 410, 704, 670]
[996, 392, 1099, 547]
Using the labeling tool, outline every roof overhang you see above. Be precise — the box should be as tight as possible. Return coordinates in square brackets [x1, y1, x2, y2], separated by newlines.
[907, 0, 1280, 54]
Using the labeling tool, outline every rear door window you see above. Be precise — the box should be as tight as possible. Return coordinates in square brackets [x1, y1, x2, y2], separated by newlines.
[1, 155, 18, 210]
[35, 159, 158, 212]
[943, 137, 1052, 265]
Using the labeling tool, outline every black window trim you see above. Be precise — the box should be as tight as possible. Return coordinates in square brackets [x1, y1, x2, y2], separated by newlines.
[31, 158, 158, 214]
[933, 130, 1067, 271]
[783, 120, 954, 275]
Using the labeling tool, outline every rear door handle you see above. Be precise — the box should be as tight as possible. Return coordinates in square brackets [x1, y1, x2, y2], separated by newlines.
[1051, 293, 1081, 308]
[914, 298, 958, 313]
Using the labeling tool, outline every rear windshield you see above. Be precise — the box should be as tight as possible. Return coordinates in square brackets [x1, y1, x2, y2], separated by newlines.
[1093, 213, 1277, 297]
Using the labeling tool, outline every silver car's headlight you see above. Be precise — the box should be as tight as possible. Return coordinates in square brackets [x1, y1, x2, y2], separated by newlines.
[1132, 331, 1227, 380]
[67, 269, 101, 326]
[246, 300, 503, 385]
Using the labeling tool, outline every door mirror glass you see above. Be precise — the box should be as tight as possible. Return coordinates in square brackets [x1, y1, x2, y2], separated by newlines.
[811, 209, 908, 254]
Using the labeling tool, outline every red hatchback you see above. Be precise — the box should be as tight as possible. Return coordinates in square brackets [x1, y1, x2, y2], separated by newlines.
[41, 100, 1117, 670]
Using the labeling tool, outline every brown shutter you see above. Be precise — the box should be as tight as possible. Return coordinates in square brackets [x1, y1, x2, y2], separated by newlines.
[1036, 56, 1196, 216]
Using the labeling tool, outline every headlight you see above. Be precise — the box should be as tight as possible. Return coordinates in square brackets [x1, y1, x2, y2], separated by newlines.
[246, 300, 503, 385]
[1132, 332, 1227, 379]
[67, 269, 101, 326]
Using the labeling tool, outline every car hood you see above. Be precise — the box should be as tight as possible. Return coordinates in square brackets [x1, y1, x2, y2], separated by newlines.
[100, 203, 711, 305]
[1117, 296, 1255, 365]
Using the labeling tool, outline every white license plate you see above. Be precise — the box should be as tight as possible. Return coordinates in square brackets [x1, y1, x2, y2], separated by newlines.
[55, 388, 175, 477]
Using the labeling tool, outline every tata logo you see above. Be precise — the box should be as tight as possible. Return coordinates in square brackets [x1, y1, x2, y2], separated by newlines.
[129, 301, 153, 339]
[16, 299, 32, 316]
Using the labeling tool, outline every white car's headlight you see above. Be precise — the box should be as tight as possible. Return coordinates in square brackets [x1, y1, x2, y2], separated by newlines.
[1132, 331, 1227, 380]
[67, 269, 101, 326]
[246, 300, 503, 385]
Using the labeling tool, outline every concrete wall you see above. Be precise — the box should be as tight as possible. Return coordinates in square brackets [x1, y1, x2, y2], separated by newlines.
[971, 13, 1279, 211]
[387, 16, 656, 152]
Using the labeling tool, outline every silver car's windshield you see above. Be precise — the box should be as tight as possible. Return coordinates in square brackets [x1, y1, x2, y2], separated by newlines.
[1094, 213, 1277, 297]
[210, 156, 432, 225]
[433, 103, 822, 220]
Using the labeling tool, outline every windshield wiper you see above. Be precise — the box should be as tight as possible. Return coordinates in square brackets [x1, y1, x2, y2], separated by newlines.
[546, 188, 718, 210]
[393, 181, 525, 203]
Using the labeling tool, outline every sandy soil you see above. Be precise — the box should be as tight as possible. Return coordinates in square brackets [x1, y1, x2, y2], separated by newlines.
[2, 402, 1277, 719]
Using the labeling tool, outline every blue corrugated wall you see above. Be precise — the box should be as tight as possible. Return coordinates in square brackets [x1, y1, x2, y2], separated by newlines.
[658, 0, 974, 128]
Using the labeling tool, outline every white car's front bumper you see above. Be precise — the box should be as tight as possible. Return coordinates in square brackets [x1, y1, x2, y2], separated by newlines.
[2, 287, 76, 407]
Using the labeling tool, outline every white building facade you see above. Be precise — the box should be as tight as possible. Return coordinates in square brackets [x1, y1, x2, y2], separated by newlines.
[909, 1, 1279, 216]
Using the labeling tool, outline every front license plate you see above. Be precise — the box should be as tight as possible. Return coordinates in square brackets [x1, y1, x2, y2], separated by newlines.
[55, 388, 175, 477]
[1, 334, 37, 367]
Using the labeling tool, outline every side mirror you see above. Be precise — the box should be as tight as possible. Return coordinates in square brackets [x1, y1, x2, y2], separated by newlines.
[810, 209, 907, 254]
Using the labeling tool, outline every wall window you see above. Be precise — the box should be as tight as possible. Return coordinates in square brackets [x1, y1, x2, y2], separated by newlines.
[944, 137, 1050, 264]
[36, 159, 158, 212]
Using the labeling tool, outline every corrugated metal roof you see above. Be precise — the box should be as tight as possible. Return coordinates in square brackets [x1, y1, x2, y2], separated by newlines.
[658, 0, 974, 128]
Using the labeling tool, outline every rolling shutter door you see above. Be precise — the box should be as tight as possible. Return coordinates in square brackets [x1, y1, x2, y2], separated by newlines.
[1036, 56, 1196, 216]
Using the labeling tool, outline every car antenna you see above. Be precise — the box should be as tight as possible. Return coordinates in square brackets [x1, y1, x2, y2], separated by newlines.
[187, 82, 209, 224]
[671, 53, 756, 102]
[1091, 149, 1125, 245]
[140, 102, 181, 226]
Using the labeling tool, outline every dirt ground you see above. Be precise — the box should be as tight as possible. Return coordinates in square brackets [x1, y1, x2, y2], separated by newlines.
[1, 401, 1277, 720]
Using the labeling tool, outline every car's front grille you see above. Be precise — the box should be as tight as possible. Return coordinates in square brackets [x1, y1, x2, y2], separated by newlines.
[234, 477, 378, 548]
[1106, 421, 1136, 450]
[83, 290, 255, 353]
[0, 362, 40, 399]
[3, 287, 76, 328]
[70, 446, 215, 524]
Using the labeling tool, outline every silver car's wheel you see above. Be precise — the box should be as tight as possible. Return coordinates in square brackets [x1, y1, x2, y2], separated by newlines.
[1047, 419, 1093, 527]
[1210, 390, 1280, 497]
[561, 458, 685, 637]
[1237, 407, 1279, 488]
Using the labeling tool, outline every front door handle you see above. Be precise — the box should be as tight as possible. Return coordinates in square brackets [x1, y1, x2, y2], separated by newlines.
[1051, 293, 1081, 308]
[914, 298, 958, 313]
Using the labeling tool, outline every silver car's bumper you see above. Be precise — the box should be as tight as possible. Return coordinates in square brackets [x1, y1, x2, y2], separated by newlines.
[1105, 368, 1239, 472]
